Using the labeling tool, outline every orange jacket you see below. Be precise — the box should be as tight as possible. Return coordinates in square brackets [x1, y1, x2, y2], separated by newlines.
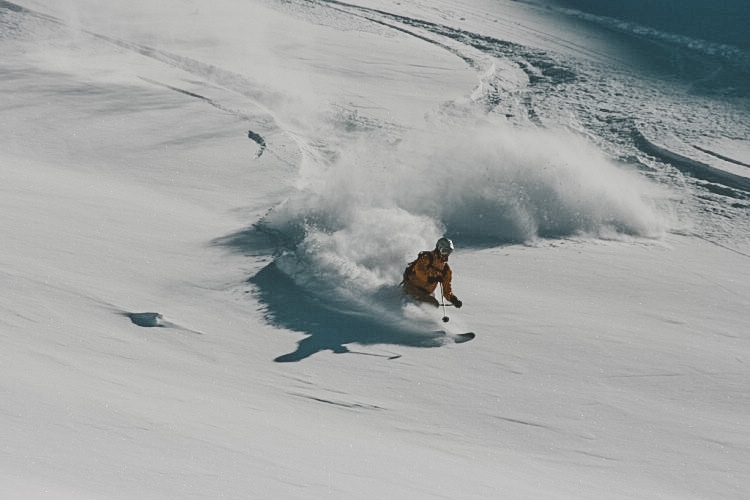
[402, 250, 454, 300]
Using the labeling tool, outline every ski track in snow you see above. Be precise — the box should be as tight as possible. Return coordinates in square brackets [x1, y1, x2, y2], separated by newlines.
[268, 0, 750, 239]
[6, 0, 748, 249]
[2, 0, 750, 498]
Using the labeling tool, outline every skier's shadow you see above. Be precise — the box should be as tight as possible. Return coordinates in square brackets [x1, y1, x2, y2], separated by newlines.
[251, 263, 441, 362]
[215, 225, 447, 362]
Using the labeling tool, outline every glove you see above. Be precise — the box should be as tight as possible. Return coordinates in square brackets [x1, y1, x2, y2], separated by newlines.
[428, 296, 440, 308]
[428, 275, 444, 283]
[450, 295, 463, 309]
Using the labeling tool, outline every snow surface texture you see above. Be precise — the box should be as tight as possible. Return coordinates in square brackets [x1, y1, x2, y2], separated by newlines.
[2, 0, 749, 498]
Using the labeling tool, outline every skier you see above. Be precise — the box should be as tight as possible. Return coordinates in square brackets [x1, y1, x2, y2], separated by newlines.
[401, 237, 463, 309]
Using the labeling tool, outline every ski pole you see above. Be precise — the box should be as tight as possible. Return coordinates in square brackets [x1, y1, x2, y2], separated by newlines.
[439, 282, 450, 323]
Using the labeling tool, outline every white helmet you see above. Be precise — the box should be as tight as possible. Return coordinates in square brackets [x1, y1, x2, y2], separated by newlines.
[435, 237, 454, 256]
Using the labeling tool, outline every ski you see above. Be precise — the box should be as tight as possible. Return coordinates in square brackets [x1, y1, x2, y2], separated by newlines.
[433, 331, 475, 344]
[452, 332, 475, 343]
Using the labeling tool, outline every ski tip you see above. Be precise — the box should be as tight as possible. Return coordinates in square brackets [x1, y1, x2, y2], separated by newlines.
[431, 331, 476, 344]
[453, 332, 475, 343]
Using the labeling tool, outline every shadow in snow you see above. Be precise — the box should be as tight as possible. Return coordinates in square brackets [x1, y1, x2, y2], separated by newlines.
[250, 262, 444, 363]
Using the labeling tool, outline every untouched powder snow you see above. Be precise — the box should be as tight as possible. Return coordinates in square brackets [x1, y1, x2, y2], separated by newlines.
[2, 0, 749, 499]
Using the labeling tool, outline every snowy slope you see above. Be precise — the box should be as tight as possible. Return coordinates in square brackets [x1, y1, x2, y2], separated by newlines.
[2, 1, 749, 499]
